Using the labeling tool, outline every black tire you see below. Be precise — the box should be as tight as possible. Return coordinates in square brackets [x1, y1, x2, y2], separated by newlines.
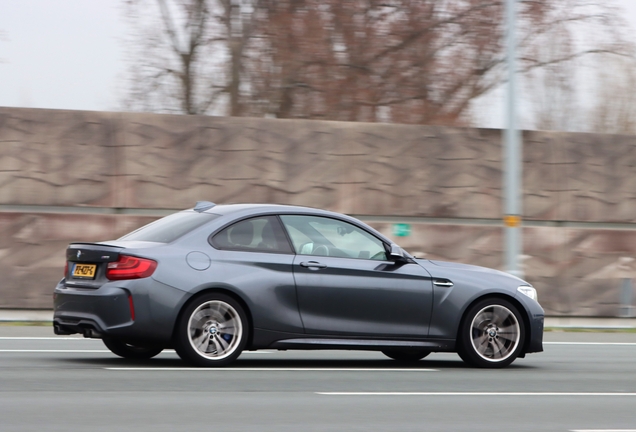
[174, 293, 249, 367]
[457, 298, 525, 368]
[382, 349, 430, 362]
[102, 338, 163, 360]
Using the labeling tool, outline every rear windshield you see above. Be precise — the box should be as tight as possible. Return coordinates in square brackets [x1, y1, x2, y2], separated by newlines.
[119, 212, 220, 243]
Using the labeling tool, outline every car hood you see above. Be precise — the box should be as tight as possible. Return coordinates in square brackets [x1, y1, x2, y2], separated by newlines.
[417, 259, 528, 285]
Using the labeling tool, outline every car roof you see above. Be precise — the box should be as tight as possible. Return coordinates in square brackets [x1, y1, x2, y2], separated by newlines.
[201, 203, 338, 217]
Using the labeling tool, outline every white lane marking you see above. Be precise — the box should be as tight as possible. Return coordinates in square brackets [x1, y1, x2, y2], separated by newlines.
[318, 392, 636, 396]
[106, 367, 438, 372]
[0, 349, 174, 353]
[0, 349, 269, 354]
[0, 350, 111, 353]
[0, 337, 94, 340]
[3, 338, 636, 346]
[545, 342, 636, 346]
[2, 338, 636, 347]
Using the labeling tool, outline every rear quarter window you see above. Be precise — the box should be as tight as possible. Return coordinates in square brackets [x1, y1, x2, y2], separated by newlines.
[210, 216, 293, 254]
[119, 212, 219, 243]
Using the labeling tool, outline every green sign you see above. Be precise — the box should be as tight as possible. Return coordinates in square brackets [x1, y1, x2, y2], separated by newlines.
[392, 223, 411, 237]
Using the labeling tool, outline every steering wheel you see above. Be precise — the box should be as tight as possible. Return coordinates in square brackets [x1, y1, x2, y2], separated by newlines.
[312, 245, 330, 256]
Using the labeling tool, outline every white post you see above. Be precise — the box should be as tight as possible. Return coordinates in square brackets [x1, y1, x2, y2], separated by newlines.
[503, 0, 523, 278]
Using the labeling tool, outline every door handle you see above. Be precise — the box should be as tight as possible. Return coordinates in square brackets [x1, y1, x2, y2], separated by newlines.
[300, 261, 327, 269]
[433, 279, 454, 287]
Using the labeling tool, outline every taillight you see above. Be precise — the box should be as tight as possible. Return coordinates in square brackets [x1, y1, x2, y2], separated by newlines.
[106, 255, 157, 280]
[64, 262, 68, 277]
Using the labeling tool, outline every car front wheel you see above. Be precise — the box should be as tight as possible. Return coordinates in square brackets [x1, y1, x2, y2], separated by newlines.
[457, 298, 525, 368]
[174, 293, 248, 367]
[102, 338, 163, 359]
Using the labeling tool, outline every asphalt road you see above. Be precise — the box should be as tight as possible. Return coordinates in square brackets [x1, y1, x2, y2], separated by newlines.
[1, 326, 635, 432]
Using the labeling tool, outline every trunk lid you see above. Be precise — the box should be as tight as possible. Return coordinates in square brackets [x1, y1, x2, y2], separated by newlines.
[65, 243, 123, 289]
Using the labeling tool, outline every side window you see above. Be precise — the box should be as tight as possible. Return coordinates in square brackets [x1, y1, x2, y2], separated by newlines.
[211, 216, 293, 254]
[279, 215, 387, 260]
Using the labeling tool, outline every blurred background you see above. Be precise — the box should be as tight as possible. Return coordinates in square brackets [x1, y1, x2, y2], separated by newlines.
[1, 0, 636, 317]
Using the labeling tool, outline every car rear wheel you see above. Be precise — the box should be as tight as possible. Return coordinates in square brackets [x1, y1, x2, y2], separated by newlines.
[382, 349, 430, 362]
[102, 338, 163, 359]
[457, 298, 525, 368]
[174, 293, 248, 367]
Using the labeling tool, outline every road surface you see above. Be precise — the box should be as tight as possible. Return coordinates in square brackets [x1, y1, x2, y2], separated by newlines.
[1, 326, 635, 431]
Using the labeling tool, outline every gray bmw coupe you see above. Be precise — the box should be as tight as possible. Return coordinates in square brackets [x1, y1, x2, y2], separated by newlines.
[53, 202, 544, 368]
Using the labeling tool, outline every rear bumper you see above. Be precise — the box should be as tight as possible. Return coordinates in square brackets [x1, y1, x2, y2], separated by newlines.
[54, 316, 109, 338]
[53, 278, 183, 344]
[53, 282, 135, 337]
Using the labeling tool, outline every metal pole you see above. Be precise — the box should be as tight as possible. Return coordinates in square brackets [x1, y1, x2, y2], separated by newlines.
[503, 0, 523, 278]
[620, 278, 634, 318]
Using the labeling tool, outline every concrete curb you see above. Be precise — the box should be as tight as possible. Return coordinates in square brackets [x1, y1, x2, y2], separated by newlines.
[0, 310, 53, 322]
[1, 310, 635, 329]
[544, 316, 636, 329]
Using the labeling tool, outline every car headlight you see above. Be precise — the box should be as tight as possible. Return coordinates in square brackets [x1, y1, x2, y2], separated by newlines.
[517, 285, 538, 301]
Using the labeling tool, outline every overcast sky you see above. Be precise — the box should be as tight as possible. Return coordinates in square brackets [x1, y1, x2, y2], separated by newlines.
[1, 0, 636, 126]
[0, 0, 125, 112]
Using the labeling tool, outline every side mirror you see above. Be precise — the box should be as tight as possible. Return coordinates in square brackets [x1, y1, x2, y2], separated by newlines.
[389, 244, 408, 262]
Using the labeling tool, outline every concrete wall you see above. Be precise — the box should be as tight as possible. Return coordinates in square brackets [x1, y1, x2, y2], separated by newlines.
[1, 106, 635, 315]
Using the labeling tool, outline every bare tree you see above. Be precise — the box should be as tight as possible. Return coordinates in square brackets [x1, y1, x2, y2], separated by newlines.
[525, 21, 578, 131]
[523, 0, 633, 132]
[242, 0, 630, 125]
[221, 0, 263, 116]
[122, 0, 629, 126]
[586, 55, 636, 135]
[123, 0, 220, 114]
[122, 0, 261, 115]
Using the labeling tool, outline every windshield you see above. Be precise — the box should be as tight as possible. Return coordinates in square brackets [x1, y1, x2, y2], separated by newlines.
[119, 212, 219, 243]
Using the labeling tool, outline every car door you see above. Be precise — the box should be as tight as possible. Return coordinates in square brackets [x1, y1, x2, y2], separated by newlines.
[279, 215, 433, 338]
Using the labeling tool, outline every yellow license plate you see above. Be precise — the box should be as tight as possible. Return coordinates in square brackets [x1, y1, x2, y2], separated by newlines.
[73, 264, 97, 279]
